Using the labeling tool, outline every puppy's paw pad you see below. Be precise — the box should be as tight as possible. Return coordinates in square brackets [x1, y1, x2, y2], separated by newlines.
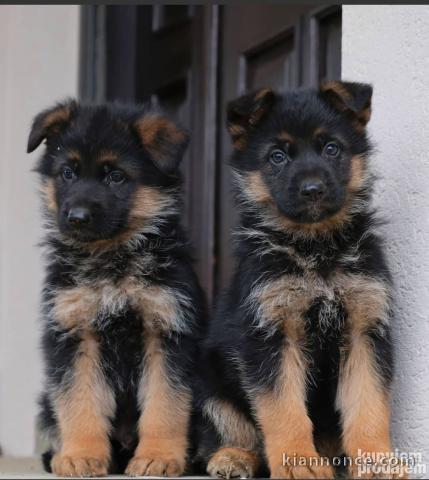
[51, 454, 109, 477]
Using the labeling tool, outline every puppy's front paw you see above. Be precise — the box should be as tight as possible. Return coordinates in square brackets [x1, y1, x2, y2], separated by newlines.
[207, 447, 259, 479]
[51, 454, 109, 477]
[125, 455, 184, 477]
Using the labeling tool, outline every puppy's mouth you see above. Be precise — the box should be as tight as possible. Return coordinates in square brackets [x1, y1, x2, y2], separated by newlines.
[58, 219, 118, 242]
[56, 207, 128, 243]
[304, 202, 331, 221]
[280, 200, 343, 224]
[60, 226, 106, 242]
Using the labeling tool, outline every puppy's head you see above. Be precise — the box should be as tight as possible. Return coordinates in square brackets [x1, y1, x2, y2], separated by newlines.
[28, 100, 188, 244]
[227, 82, 373, 234]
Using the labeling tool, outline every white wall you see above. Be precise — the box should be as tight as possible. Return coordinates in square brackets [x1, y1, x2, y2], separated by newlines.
[0, 6, 80, 456]
[342, 6, 429, 477]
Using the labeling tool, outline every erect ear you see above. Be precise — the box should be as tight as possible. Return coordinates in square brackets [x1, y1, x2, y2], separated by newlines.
[227, 88, 276, 149]
[27, 100, 77, 153]
[134, 114, 189, 174]
[320, 81, 373, 128]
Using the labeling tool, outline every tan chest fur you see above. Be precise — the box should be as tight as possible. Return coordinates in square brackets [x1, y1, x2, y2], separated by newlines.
[52, 277, 191, 334]
[248, 270, 390, 340]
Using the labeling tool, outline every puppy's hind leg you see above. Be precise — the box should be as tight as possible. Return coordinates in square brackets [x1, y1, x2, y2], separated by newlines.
[202, 397, 262, 479]
[208, 447, 260, 480]
[37, 392, 59, 473]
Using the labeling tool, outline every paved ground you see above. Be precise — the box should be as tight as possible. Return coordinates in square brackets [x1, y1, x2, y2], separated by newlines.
[0, 457, 45, 478]
[0, 457, 207, 479]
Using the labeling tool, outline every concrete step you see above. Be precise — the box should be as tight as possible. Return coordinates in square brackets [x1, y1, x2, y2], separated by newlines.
[0, 457, 207, 478]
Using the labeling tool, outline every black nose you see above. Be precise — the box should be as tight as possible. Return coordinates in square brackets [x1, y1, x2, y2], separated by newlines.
[67, 207, 92, 226]
[300, 180, 327, 201]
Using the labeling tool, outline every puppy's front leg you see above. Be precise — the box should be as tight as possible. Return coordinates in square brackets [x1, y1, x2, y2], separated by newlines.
[337, 275, 407, 479]
[51, 331, 115, 477]
[337, 328, 398, 479]
[126, 333, 191, 477]
[254, 339, 334, 479]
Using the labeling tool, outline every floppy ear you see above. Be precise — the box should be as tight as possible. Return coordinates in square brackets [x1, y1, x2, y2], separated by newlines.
[134, 114, 189, 174]
[227, 88, 276, 149]
[320, 81, 373, 128]
[27, 100, 77, 153]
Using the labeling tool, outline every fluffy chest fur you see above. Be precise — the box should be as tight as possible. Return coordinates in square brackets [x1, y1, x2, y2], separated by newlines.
[44, 240, 194, 336]
[51, 277, 191, 334]
[246, 269, 390, 340]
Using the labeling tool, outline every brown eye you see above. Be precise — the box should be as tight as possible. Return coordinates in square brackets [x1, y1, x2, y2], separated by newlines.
[108, 170, 125, 184]
[269, 149, 287, 165]
[324, 142, 340, 157]
[62, 166, 75, 181]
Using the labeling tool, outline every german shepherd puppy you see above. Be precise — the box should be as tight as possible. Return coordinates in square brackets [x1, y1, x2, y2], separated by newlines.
[194, 83, 404, 479]
[28, 101, 206, 477]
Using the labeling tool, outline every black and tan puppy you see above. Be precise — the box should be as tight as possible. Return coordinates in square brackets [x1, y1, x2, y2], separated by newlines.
[194, 83, 404, 479]
[28, 101, 206, 477]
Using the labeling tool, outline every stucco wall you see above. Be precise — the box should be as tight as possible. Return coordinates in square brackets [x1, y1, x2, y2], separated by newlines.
[0, 6, 80, 456]
[342, 6, 429, 477]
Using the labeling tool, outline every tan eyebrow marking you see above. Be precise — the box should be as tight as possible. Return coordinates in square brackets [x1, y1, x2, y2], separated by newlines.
[277, 131, 294, 143]
[97, 150, 119, 165]
[314, 127, 326, 137]
[67, 149, 81, 163]
[314, 129, 347, 146]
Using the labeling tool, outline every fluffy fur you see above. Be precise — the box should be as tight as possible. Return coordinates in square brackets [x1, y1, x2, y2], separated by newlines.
[193, 82, 405, 479]
[29, 101, 206, 477]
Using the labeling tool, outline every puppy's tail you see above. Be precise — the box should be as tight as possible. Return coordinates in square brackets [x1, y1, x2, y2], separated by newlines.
[41, 450, 53, 473]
